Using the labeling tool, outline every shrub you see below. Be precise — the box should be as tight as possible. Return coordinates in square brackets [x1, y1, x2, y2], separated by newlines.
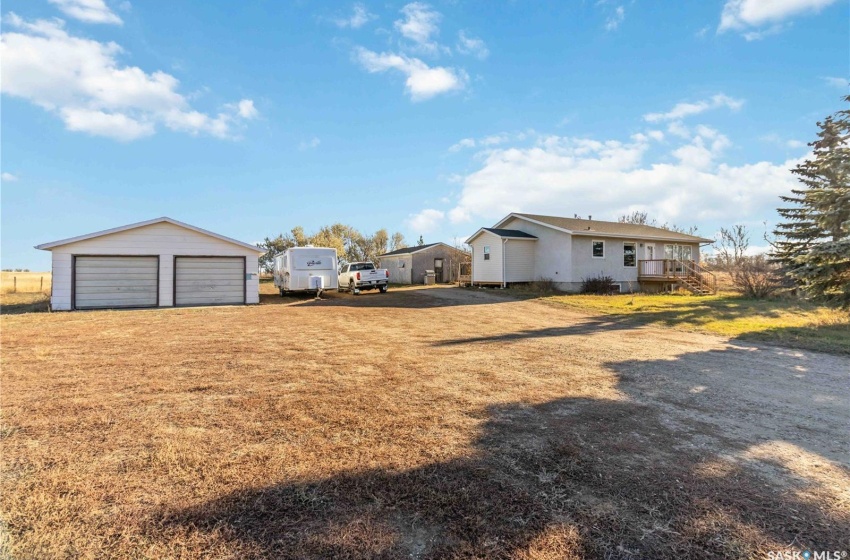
[581, 273, 617, 295]
[529, 277, 557, 294]
[715, 226, 783, 299]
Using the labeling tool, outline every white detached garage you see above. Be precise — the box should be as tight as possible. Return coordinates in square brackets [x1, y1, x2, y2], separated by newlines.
[36, 217, 264, 310]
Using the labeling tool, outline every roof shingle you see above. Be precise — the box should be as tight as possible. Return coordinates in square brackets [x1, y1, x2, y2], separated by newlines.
[512, 213, 713, 243]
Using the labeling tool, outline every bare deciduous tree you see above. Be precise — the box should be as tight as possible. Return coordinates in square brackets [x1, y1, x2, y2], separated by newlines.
[715, 225, 781, 298]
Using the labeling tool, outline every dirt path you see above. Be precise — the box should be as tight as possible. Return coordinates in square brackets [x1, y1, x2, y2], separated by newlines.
[328, 285, 850, 464]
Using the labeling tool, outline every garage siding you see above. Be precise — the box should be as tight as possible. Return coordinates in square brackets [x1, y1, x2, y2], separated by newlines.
[74, 256, 159, 309]
[175, 257, 245, 306]
[48, 221, 261, 310]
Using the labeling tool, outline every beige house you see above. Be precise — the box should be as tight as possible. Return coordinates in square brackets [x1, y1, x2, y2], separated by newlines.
[466, 213, 716, 293]
[36, 217, 264, 310]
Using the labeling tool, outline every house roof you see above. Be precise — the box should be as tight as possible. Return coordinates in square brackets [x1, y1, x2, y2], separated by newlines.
[35, 217, 265, 253]
[378, 242, 458, 257]
[466, 227, 539, 243]
[496, 213, 714, 243]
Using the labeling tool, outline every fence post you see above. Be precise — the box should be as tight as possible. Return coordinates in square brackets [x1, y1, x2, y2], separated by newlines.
[41, 276, 44, 293]
[13, 276, 16, 293]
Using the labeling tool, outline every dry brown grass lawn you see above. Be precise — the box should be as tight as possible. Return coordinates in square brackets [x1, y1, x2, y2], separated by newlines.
[2, 283, 848, 559]
[0, 271, 51, 294]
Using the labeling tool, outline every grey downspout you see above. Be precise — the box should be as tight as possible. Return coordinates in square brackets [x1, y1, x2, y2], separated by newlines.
[502, 238, 508, 288]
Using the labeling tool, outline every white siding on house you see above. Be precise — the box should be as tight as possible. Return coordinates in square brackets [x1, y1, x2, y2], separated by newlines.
[47, 221, 260, 310]
[470, 231, 504, 284]
[500, 217, 572, 286]
[504, 240, 536, 282]
[570, 236, 640, 289]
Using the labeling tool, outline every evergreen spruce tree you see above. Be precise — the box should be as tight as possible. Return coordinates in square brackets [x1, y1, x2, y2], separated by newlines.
[773, 96, 850, 307]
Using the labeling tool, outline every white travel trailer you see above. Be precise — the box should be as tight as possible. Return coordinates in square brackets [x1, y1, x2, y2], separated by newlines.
[273, 246, 339, 295]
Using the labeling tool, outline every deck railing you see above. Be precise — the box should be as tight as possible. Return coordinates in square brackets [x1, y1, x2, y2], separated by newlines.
[638, 259, 716, 294]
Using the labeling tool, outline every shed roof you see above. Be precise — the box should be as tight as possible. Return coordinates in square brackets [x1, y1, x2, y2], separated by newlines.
[35, 217, 264, 253]
[497, 213, 713, 243]
[379, 242, 457, 257]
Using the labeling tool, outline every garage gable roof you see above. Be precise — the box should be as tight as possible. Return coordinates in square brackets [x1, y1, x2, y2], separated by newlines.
[35, 217, 264, 253]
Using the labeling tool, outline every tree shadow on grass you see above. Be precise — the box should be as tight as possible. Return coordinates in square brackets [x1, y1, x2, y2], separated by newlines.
[259, 286, 520, 310]
[434, 293, 849, 355]
[154, 346, 849, 558]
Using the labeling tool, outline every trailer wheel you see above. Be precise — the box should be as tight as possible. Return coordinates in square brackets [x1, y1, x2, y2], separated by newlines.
[379, 285, 388, 293]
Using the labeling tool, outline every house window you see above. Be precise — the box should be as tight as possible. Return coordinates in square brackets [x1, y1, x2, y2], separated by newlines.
[592, 240, 604, 258]
[623, 242, 636, 267]
[664, 244, 693, 261]
[483, 246, 490, 261]
[398, 261, 405, 268]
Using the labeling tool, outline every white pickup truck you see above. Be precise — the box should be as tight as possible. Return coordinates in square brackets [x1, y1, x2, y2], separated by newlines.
[338, 262, 389, 294]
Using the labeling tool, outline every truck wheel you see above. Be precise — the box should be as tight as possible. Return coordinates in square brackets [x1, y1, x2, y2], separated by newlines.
[349, 280, 357, 294]
[379, 285, 388, 293]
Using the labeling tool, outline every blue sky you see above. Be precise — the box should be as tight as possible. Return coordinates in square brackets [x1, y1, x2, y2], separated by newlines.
[1, 0, 847, 269]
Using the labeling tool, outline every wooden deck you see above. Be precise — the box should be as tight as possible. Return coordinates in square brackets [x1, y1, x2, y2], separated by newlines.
[638, 259, 716, 294]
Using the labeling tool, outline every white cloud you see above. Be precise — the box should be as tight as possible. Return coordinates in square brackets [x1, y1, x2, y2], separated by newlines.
[718, 0, 838, 38]
[61, 106, 155, 140]
[822, 76, 848, 89]
[1, 172, 19, 182]
[354, 47, 467, 101]
[439, 128, 801, 234]
[0, 14, 256, 141]
[335, 3, 376, 29]
[448, 131, 532, 153]
[760, 133, 808, 150]
[394, 2, 442, 53]
[407, 208, 445, 232]
[457, 31, 488, 59]
[235, 99, 258, 119]
[644, 94, 744, 122]
[605, 6, 625, 31]
[671, 127, 731, 170]
[449, 138, 476, 152]
[299, 137, 321, 150]
[48, 0, 123, 25]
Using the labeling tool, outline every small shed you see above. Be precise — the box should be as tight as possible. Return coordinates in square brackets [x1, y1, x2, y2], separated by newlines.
[379, 243, 468, 284]
[36, 217, 264, 310]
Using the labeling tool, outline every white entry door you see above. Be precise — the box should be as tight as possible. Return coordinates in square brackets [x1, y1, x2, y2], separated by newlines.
[645, 245, 655, 260]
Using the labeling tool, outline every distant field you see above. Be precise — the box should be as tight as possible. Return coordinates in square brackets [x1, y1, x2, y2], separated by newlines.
[1, 271, 51, 294]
